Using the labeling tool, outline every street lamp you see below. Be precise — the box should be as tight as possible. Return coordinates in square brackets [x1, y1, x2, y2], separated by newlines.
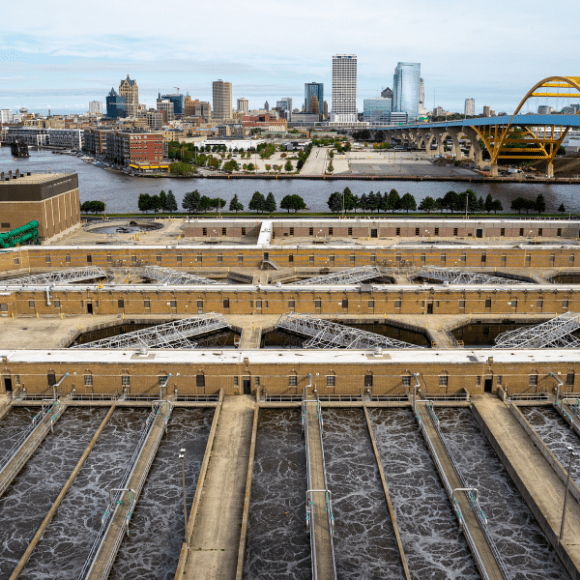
[560, 445, 577, 541]
[179, 448, 189, 549]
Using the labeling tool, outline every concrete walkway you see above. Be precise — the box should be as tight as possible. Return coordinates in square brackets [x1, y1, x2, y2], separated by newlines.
[185, 395, 255, 580]
[473, 395, 580, 579]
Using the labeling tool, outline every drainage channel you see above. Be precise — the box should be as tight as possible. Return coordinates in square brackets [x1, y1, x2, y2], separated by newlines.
[322, 408, 406, 579]
[243, 409, 310, 580]
[19, 407, 150, 580]
[0, 408, 38, 460]
[108, 408, 214, 580]
[0, 407, 109, 580]
[436, 407, 571, 580]
[368, 407, 481, 580]
[519, 406, 580, 489]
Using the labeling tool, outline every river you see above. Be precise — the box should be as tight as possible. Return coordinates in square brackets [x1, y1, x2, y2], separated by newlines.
[1, 147, 579, 214]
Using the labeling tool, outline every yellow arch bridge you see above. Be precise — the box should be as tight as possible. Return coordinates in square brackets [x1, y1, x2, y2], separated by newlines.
[378, 76, 580, 177]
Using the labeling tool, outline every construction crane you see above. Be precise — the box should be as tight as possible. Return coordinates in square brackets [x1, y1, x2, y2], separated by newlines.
[174, 87, 180, 95]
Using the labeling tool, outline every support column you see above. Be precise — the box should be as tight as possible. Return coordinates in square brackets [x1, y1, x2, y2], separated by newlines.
[547, 162, 554, 177]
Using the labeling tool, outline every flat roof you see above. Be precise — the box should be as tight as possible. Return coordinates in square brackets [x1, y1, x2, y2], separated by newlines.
[0, 172, 71, 185]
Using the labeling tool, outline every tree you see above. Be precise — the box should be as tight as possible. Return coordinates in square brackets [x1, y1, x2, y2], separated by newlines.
[557, 145, 566, 156]
[159, 190, 167, 212]
[442, 190, 460, 213]
[150, 194, 162, 213]
[535, 193, 546, 214]
[182, 190, 201, 213]
[229, 194, 244, 213]
[281, 194, 306, 213]
[510, 197, 528, 214]
[492, 199, 503, 214]
[477, 196, 485, 213]
[169, 161, 194, 175]
[399, 193, 417, 213]
[327, 192, 342, 213]
[211, 198, 226, 211]
[200, 196, 213, 213]
[138, 194, 153, 213]
[91, 201, 105, 213]
[388, 189, 401, 212]
[484, 193, 494, 214]
[458, 190, 478, 214]
[418, 196, 436, 213]
[265, 192, 277, 213]
[327, 162, 334, 173]
[558, 203, 566, 213]
[284, 160, 293, 172]
[265, 164, 272, 172]
[249, 191, 266, 214]
[164, 190, 178, 213]
[81, 201, 92, 213]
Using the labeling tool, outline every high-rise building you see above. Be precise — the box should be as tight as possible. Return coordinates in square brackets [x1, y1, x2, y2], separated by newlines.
[419, 79, 425, 109]
[323, 100, 329, 119]
[331, 54, 357, 123]
[237, 98, 249, 114]
[161, 93, 184, 116]
[156, 96, 175, 123]
[106, 88, 126, 119]
[363, 98, 392, 123]
[465, 98, 475, 116]
[304, 82, 324, 115]
[264, 101, 269, 112]
[119, 75, 139, 118]
[276, 98, 293, 119]
[0, 109, 14, 124]
[392, 62, 421, 121]
[381, 87, 393, 100]
[89, 101, 103, 114]
[483, 105, 491, 117]
[212, 80, 233, 120]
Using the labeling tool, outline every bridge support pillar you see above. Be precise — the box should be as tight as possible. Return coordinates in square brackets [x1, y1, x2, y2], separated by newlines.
[546, 162, 554, 177]
[490, 163, 499, 177]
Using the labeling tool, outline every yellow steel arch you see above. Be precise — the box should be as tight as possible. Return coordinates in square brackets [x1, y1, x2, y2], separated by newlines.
[471, 76, 580, 175]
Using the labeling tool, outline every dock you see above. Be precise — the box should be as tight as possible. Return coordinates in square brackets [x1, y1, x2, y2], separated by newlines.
[304, 400, 337, 580]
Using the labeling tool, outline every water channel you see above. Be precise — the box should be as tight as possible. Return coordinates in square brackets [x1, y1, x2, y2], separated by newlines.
[436, 407, 570, 580]
[0, 406, 38, 460]
[368, 407, 480, 580]
[109, 407, 213, 580]
[2, 147, 579, 213]
[451, 322, 535, 347]
[20, 407, 149, 580]
[243, 409, 310, 580]
[520, 406, 580, 488]
[0, 406, 109, 580]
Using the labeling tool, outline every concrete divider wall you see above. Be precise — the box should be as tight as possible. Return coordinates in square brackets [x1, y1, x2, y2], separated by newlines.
[471, 404, 580, 580]
[554, 402, 580, 438]
[509, 404, 580, 506]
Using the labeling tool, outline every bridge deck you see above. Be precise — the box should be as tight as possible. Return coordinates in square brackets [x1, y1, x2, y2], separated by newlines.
[473, 395, 580, 579]
[85, 406, 169, 580]
[416, 403, 504, 580]
[305, 401, 336, 580]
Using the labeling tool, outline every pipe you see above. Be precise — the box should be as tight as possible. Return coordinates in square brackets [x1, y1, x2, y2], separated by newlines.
[45, 285, 52, 306]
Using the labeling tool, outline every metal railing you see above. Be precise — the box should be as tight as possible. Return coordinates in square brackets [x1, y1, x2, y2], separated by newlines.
[318, 394, 362, 402]
[508, 392, 549, 401]
[175, 394, 219, 402]
[370, 394, 409, 402]
[72, 390, 120, 401]
[262, 394, 303, 402]
[422, 401, 511, 580]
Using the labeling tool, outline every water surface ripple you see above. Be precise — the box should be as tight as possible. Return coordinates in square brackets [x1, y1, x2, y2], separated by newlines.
[520, 406, 580, 487]
[0, 407, 38, 461]
[109, 408, 214, 580]
[243, 409, 310, 580]
[20, 407, 149, 580]
[436, 407, 570, 580]
[323, 408, 405, 580]
[0, 406, 108, 580]
[368, 407, 480, 580]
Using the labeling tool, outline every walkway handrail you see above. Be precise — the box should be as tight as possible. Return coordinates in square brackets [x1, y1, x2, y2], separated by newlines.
[422, 401, 512, 580]
[413, 402, 491, 580]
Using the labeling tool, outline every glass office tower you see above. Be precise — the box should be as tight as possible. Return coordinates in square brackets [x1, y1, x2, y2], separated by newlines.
[363, 98, 392, 123]
[304, 82, 324, 115]
[392, 62, 421, 121]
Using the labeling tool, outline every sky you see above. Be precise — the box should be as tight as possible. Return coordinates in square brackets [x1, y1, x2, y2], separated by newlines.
[1, 0, 579, 116]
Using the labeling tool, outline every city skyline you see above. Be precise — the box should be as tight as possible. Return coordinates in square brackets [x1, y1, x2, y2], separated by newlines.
[1, 0, 579, 115]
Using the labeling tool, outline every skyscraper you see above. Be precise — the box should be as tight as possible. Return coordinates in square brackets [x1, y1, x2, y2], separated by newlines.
[331, 54, 357, 123]
[161, 93, 184, 116]
[304, 82, 324, 115]
[465, 98, 475, 116]
[89, 101, 103, 114]
[483, 105, 491, 117]
[237, 98, 249, 114]
[264, 101, 269, 112]
[276, 98, 292, 119]
[392, 62, 421, 121]
[213, 80, 233, 120]
[363, 98, 392, 123]
[106, 88, 126, 119]
[119, 75, 139, 118]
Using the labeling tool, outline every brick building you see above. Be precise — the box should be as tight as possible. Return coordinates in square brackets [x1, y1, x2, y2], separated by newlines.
[104, 131, 165, 166]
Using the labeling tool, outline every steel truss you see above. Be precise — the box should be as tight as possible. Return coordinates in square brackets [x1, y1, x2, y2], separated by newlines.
[291, 265, 382, 285]
[72, 313, 230, 349]
[276, 313, 421, 349]
[414, 266, 522, 285]
[135, 266, 218, 285]
[3, 266, 107, 286]
[494, 312, 580, 349]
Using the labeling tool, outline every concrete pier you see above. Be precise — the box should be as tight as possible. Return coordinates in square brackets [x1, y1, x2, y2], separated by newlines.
[183, 395, 255, 579]
[416, 403, 505, 580]
[304, 400, 337, 580]
[85, 403, 171, 580]
[473, 395, 580, 580]
[0, 400, 67, 498]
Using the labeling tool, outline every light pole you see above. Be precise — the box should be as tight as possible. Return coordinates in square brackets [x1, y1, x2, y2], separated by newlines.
[179, 448, 189, 549]
[560, 446, 577, 542]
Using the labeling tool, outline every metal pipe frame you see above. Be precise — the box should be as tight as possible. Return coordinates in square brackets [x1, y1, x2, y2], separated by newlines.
[494, 312, 580, 349]
[72, 313, 230, 350]
[135, 265, 218, 285]
[290, 265, 382, 286]
[277, 313, 422, 350]
[413, 266, 522, 285]
[3, 266, 107, 286]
